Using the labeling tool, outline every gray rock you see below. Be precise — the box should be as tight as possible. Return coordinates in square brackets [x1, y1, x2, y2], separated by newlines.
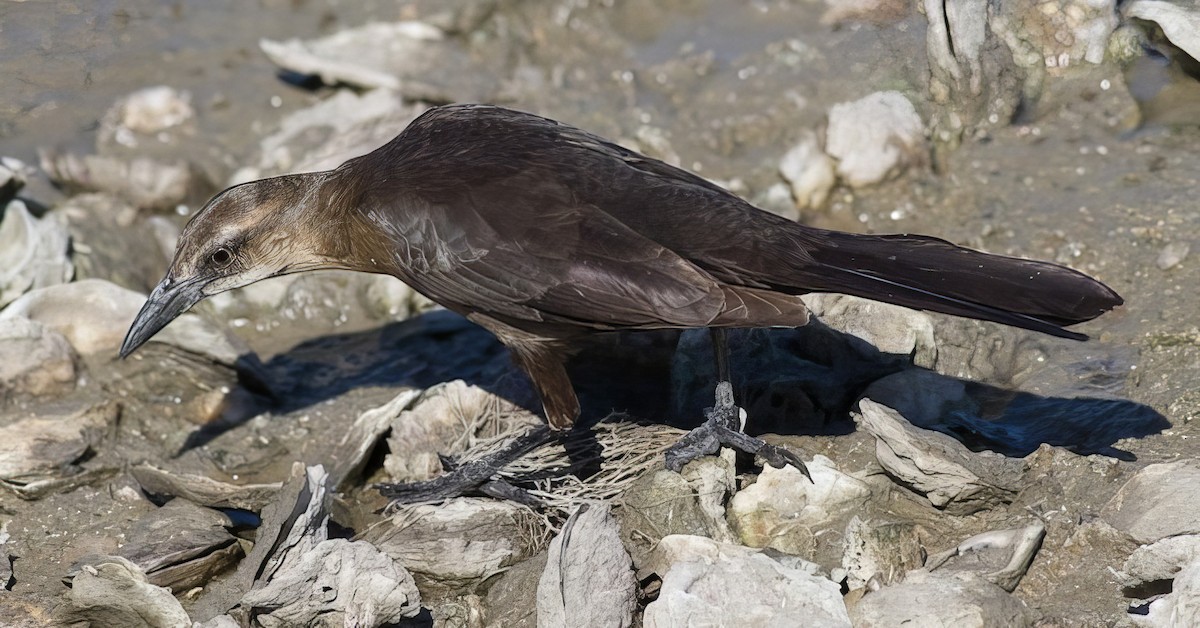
[825, 92, 925, 187]
[1121, 534, 1200, 590]
[617, 470, 722, 569]
[363, 498, 542, 598]
[1102, 461, 1200, 543]
[39, 151, 197, 211]
[107, 499, 242, 593]
[130, 464, 282, 511]
[804, 293, 937, 367]
[0, 200, 73, 308]
[259, 21, 503, 103]
[100, 85, 196, 142]
[384, 381, 538, 483]
[0, 156, 29, 205]
[0, 400, 117, 488]
[641, 535, 850, 628]
[924, 524, 1046, 592]
[54, 556, 191, 628]
[1133, 555, 1200, 627]
[842, 516, 925, 589]
[241, 538, 422, 627]
[728, 456, 871, 552]
[331, 388, 421, 491]
[0, 278, 251, 365]
[1125, 0, 1200, 62]
[778, 130, 836, 210]
[0, 316, 76, 396]
[536, 503, 636, 628]
[1156, 241, 1190, 270]
[484, 553, 546, 628]
[854, 399, 1023, 515]
[848, 570, 1033, 627]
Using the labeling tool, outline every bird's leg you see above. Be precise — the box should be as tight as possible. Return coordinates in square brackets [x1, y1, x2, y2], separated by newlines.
[664, 328, 811, 480]
[375, 424, 555, 508]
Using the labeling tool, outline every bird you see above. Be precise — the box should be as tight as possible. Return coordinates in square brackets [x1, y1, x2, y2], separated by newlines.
[121, 104, 1123, 502]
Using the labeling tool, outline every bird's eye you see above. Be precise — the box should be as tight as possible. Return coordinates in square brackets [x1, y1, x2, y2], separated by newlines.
[211, 247, 233, 267]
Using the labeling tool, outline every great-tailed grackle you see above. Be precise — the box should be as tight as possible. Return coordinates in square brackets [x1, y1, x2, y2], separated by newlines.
[121, 104, 1122, 501]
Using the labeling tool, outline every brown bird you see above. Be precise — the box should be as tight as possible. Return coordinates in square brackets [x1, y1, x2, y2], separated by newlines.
[121, 104, 1122, 501]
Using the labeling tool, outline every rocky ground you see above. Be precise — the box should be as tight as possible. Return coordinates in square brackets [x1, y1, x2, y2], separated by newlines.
[3, 0, 1200, 626]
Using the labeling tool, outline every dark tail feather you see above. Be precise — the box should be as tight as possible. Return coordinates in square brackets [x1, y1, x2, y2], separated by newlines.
[788, 229, 1123, 340]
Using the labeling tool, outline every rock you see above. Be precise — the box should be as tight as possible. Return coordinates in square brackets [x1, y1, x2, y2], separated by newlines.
[1132, 556, 1200, 627]
[853, 399, 1023, 515]
[244, 89, 419, 178]
[641, 535, 849, 628]
[103, 86, 196, 139]
[56, 193, 171, 291]
[924, 524, 1046, 592]
[1102, 461, 1200, 543]
[617, 470, 724, 569]
[842, 516, 925, 589]
[331, 388, 421, 491]
[848, 570, 1034, 627]
[130, 464, 281, 511]
[0, 200, 73, 308]
[101, 499, 242, 593]
[0, 279, 250, 365]
[536, 503, 636, 628]
[1121, 534, 1200, 590]
[779, 130, 836, 209]
[728, 456, 871, 552]
[0, 316, 76, 396]
[484, 552, 546, 628]
[1124, 0, 1200, 62]
[0, 401, 117, 490]
[825, 91, 926, 187]
[241, 538, 422, 627]
[1156, 241, 1190, 270]
[39, 151, 197, 211]
[192, 464, 339, 622]
[804, 293, 937, 367]
[0, 156, 30, 205]
[363, 498, 542, 598]
[751, 182, 797, 219]
[54, 556, 192, 627]
[259, 21, 502, 102]
[384, 381, 538, 483]
[679, 456, 738, 544]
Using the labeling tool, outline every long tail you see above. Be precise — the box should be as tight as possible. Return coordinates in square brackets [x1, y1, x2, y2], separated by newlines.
[782, 229, 1123, 340]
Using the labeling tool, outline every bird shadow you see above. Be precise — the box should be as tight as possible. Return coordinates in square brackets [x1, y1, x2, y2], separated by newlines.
[189, 309, 1169, 462]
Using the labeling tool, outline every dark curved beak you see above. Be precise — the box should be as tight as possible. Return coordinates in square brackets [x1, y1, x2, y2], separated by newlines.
[119, 276, 208, 358]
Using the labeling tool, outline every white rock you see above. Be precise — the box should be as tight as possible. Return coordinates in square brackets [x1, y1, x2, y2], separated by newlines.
[240, 539, 421, 627]
[1133, 555, 1200, 628]
[849, 570, 1033, 627]
[642, 535, 849, 628]
[1102, 461, 1200, 544]
[58, 556, 191, 627]
[1122, 534, 1200, 589]
[116, 86, 195, 135]
[779, 130, 836, 209]
[826, 91, 926, 187]
[1125, 1, 1200, 62]
[853, 399, 1022, 514]
[1156, 241, 1190, 270]
[536, 503, 636, 628]
[804, 293, 937, 367]
[0, 278, 251, 364]
[0, 316, 76, 395]
[364, 498, 542, 594]
[0, 200, 74, 308]
[728, 455, 871, 549]
[842, 516, 925, 590]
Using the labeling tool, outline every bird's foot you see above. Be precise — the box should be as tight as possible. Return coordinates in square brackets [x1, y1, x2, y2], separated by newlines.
[375, 424, 554, 509]
[664, 381, 811, 481]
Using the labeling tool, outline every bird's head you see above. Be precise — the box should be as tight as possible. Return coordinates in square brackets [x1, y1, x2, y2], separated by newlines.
[120, 172, 334, 358]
